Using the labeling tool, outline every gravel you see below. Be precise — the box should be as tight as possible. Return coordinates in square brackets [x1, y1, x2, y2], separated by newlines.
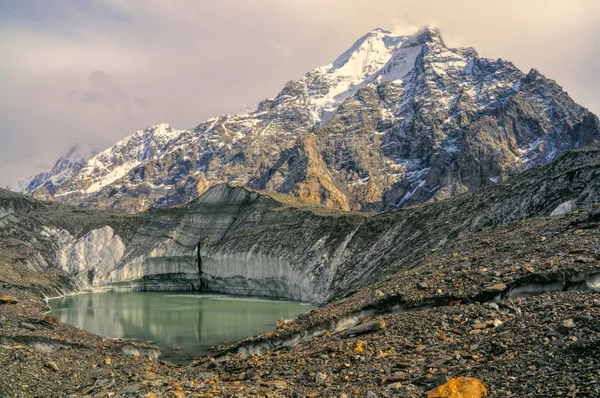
[0, 208, 598, 397]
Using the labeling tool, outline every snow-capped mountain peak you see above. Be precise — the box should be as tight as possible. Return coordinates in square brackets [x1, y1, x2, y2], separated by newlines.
[296, 28, 406, 120]
[329, 28, 403, 74]
[9, 26, 599, 212]
[405, 26, 443, 46]
[6, 142, 99, 195]
[66, 123, 183, 195]
[63, 142, 98, 162]
[5, 175, 41, 194]
[48, 142, 100, 186]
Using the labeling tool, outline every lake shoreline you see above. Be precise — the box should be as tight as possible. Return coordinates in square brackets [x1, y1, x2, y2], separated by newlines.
[2, 208, 600, 396]
[47, 291, 315, 364]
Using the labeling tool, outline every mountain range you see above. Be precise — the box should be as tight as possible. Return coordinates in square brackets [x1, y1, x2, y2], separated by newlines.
[8, 27, 600, 212]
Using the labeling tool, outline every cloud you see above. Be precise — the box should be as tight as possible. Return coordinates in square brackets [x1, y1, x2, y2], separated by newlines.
[134, 96, 151, 108]
[390, 20, 423, 36]
[89, 70, 113, 88]
[80, 91, 108, 105]
[1, 0, 599, 186]
[67, 70, 138, 116]
[266, 39, 292, 59]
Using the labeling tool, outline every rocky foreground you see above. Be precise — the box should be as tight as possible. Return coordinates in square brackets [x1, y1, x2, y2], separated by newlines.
[1, 207, 599, 397]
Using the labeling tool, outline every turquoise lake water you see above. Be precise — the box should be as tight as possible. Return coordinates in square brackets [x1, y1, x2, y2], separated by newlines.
[49, 292, 315, 363]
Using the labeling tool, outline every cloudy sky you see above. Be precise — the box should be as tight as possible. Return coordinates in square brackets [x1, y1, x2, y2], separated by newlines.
[1, 0, 599, 186]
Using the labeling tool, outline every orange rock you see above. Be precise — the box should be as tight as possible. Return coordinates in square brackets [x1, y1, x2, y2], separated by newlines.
[196, 172, 209, 195]
[522, 263, 535, 274]
[44, 315, 58, 325]
[354, 341, 366, 353]
[427, 377, 487, 398]
[0, 296, 18, 304]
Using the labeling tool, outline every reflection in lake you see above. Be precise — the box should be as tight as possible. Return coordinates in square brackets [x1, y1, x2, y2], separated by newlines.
[49, 292, 315, 363]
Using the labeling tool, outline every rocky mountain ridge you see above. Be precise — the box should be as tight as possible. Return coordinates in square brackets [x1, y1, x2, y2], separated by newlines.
[8, 143, 99, 201]
[7, 27, 600, 212]
[2, 147, 599, 303]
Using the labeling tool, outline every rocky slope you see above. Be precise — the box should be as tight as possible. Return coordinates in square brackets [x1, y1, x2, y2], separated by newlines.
[1, 192, 599, 397]
[1, 147, 600, 304]
[9, 27, 599, 212]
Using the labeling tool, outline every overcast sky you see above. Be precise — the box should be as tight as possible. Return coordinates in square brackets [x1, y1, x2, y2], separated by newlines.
[1, 0, 599, 186]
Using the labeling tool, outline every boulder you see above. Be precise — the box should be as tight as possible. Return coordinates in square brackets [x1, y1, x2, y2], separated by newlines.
[0, 296, 18, 304]
[550, 200, 577, 216]
[427, 377, 487, 398]
[588, 206, 600, 222]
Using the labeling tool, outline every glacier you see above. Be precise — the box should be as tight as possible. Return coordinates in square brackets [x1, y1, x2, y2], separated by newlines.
[2, 145, 600, 304]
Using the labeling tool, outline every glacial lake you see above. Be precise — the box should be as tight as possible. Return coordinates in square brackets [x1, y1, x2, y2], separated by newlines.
[48, 292, 316, 364]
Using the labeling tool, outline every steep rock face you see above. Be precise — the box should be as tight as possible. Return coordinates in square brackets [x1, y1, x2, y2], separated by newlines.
[2, 147, 600, 302]
[11, 27, 598, 212]
[314, 30, 600, 210]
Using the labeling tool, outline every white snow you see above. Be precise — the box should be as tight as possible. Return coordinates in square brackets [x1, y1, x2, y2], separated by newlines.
[398, 179, 427, 207]
[379, 44, 423, 83]
[85, 160, 141, 193]
[6, 176, 35, 193]
[406, 167, 430, 181]
[302, 28, 405, 120]
[74, 123, 182, 194]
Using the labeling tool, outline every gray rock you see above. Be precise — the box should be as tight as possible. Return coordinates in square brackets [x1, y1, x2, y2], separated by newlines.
[315, 372, 328, 385]
[20, 322, 38, 331]
[562, 319, 577, 329]
[550, 200, 577, 216]
[588, 206, 600, 222]
[118, 384, 139, 394]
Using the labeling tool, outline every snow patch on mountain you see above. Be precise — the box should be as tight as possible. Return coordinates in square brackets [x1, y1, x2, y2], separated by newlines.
[303, 28, 405, 120]
[6, 176, 37, 193]
[74, 123, 182, 194]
